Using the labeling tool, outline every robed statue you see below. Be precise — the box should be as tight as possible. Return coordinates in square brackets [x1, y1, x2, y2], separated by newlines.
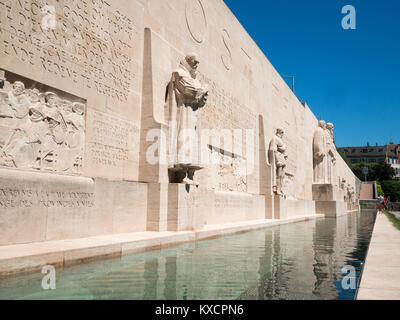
[313, 120, 327, 184]
[325, 122, 336, 184]
[166, 53, 208, 184]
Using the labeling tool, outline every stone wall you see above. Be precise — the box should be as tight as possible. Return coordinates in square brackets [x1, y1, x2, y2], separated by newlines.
[0, 0, 361, 245]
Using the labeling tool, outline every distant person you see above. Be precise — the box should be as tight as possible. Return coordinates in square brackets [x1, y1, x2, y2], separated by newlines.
[378, 195, 385, 213]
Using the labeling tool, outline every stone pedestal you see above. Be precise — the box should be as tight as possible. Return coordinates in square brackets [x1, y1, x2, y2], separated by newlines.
[167, 184, 209, 232]
[273, 196, 316, 220]
[315, 200, 347, 218]
[312, 183, 347, 217]
[147, 183, 266, 231]
[312, 184, 340, 201]
[347, 202, 360, 212]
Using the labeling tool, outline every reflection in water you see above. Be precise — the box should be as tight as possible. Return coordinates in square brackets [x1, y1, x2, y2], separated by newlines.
[0, 211, 376, 300]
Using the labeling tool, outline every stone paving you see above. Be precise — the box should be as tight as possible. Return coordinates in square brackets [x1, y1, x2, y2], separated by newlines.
[357, 212, 400, 300]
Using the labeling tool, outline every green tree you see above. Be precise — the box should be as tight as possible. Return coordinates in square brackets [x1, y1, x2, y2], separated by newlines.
[352, 162, 395, 182]
[375, 162, 395, 181]
[377, 181, 384, 196]
[381, 180, 400, 201]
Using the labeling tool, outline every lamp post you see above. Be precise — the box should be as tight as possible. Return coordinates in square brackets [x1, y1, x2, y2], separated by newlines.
[363, 166, 368, 182]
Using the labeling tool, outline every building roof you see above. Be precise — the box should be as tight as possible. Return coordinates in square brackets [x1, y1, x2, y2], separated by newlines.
[338, 144, 399, 158]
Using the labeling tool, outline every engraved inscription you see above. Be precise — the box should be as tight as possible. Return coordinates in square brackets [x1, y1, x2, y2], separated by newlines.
[215, 195, 252, 209]
[199, 74, 256, 131]
[221, 29, 232, 71]
[87, 110, 139, 168]
[185, 0, 207, 44]
[0, 0, 138, 103]
[0, 187, 94, 208]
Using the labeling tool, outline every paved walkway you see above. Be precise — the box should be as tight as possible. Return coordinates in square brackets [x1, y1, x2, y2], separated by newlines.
[357, 212, 400, 300]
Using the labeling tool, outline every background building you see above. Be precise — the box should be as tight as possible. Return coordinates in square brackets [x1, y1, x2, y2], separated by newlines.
[338, 143, 400, 180]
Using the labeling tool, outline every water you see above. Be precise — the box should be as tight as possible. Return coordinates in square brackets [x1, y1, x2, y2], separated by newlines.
[0, 211, 376, 300]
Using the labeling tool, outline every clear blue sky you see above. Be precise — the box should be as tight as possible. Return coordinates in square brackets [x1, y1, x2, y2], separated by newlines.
[224, 0, 400, 147]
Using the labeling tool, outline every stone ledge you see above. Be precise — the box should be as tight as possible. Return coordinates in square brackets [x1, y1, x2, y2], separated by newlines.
[0, 214, 323, 277]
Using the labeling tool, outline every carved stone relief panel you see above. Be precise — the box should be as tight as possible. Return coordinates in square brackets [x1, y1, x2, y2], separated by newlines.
[0, 69, 85, 175]
[208, 145, 247, 192]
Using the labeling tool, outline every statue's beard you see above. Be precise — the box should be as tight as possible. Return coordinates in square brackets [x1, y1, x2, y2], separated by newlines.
[190, 68, 198, 79]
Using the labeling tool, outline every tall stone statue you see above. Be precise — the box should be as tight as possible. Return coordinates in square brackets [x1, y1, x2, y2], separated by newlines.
[326, 123, 335, 145]
[324, 123, 336, 184]
[166, 53, 209, 185]
[313, 120, 327, 184]
[268, 128, 288, 196]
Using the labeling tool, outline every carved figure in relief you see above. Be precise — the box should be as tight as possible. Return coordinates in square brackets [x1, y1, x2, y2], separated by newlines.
[341, 178, 346, 190]
[0, 71, 12, 148]
[58, 102, 85, 172]
[346, 184, 353, 207]
[350, 186, 356, 206]
[0, 70, 10, 101]
[0, 82, 24, 121]
[0, 71, 85, 174]
[166, 53, 209, 185]
[268, 128, 288, 196]
[313, 120, 327, 184]
[8, 82, 30, 120]
[0, 89, 47, 168]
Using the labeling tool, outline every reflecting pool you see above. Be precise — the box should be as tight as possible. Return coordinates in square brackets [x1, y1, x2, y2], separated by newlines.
[0, 211, 376, 300]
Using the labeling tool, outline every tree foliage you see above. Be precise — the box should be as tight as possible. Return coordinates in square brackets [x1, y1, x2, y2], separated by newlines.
[352, 162, 395, 182]
[381, 180, 400, 201]
[376, 181, 384, 196]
